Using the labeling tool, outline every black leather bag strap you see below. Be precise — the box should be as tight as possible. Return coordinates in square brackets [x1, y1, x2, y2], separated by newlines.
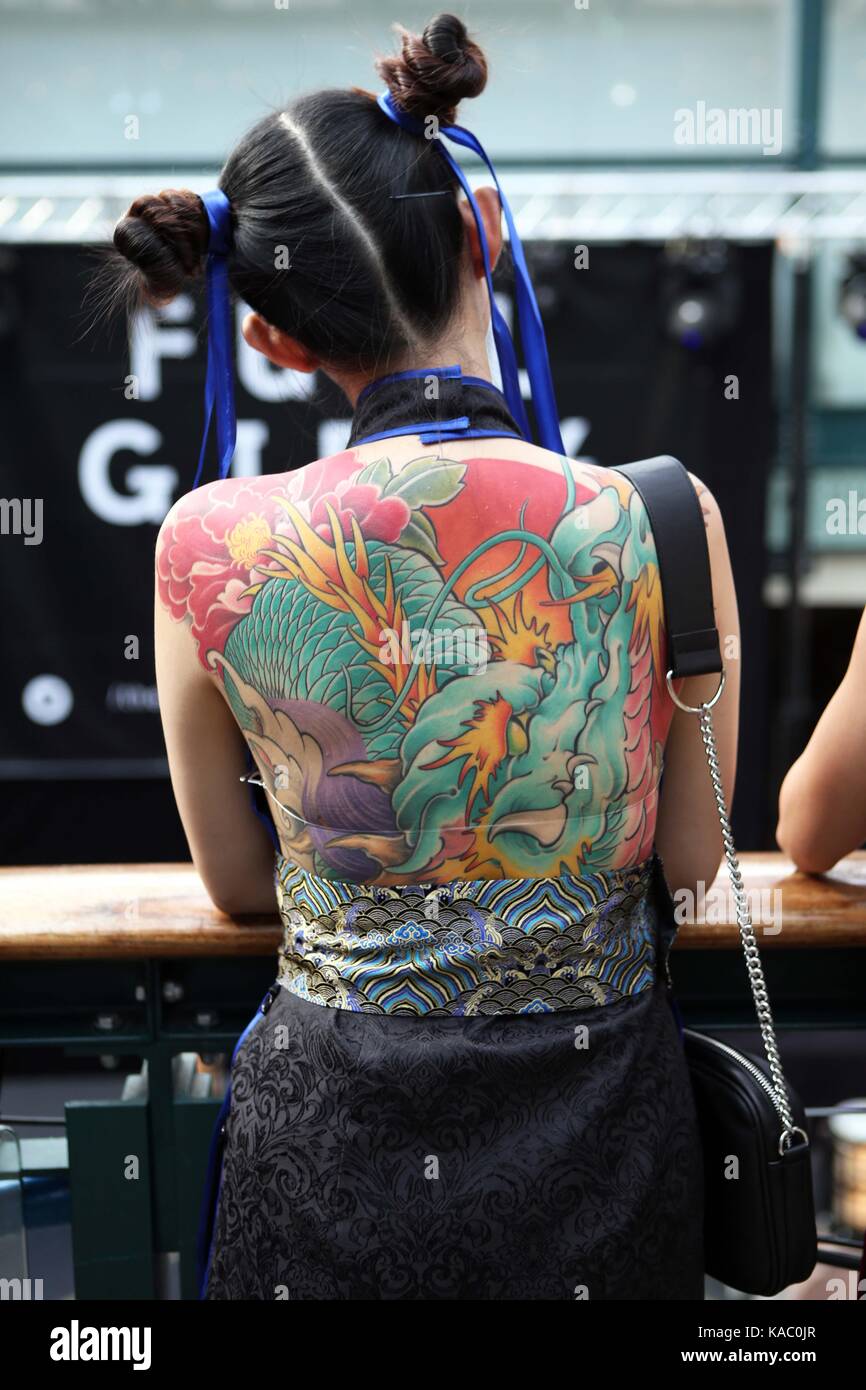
[611, 455, 722, 680]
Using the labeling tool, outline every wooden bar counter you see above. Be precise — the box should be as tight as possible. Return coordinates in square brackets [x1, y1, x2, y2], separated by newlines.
[2, 853, 864, 1304]
[1, 852, 865, 959]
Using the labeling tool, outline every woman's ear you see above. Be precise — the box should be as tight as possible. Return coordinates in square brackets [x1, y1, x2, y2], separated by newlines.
[241, 312, 320, 373]
[458, 185, 503, 279]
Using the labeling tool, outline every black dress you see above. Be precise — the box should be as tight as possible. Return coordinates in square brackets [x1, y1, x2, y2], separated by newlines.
[202, 852, 704, 1300]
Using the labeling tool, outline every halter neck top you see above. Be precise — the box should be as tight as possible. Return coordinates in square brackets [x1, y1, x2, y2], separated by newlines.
[348, 364, 523, 447]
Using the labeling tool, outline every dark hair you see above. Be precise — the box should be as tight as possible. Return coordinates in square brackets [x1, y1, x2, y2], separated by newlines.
[87, 13, 488, 374]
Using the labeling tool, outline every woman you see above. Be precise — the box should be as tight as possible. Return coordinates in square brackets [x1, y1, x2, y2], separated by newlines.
[103, 14, 740, 1299]
[777, 606, 866, 873]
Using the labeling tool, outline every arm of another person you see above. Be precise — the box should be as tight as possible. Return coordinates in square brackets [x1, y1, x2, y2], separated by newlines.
[776, 605, 866, 873]
[653, 478, 741, 900]
[154, 517, 279, 916]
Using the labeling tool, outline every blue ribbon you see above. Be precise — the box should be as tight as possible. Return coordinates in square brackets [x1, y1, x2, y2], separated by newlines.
[376, 90, 565, 457]
[192, 188, 237, 489]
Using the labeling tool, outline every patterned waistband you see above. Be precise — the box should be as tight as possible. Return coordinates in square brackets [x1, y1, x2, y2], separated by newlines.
[273, 853, 666, 1017]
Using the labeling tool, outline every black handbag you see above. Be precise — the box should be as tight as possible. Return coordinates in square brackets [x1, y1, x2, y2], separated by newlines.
[612, 455, 818, 1298]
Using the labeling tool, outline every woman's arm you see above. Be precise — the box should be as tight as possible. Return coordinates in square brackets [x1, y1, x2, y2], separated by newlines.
[776, 606, 866, 873]
[154, 511, 279, 916]
[654, 478, 741, 899]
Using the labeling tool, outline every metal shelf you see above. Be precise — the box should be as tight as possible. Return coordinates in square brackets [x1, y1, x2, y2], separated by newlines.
[2, 169, 866, 244]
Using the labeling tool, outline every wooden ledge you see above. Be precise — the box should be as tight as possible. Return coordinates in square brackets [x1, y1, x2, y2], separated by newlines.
[0, 854, 864, 959]
[0, 864, 281, 960]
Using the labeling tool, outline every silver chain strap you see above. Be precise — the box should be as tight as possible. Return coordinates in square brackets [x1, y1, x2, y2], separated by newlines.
[666, 668, 806, 1152]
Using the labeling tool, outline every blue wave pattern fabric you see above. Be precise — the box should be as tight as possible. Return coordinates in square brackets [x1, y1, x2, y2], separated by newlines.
[274, 852, 661, 1015]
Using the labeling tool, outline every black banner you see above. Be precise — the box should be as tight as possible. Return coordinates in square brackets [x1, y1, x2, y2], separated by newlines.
[0, 242, 772, 861]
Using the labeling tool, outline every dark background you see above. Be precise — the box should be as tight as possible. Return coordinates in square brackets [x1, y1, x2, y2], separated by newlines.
[1, 241, 785, 864]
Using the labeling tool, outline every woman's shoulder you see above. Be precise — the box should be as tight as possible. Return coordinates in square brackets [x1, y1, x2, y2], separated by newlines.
[155, 450, 359, 555]
[152, 450, 371, 661]
[562, 457, 724, 549]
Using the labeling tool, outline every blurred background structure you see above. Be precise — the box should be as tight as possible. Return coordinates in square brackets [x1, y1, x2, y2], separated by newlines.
[2, 0, 866, 861]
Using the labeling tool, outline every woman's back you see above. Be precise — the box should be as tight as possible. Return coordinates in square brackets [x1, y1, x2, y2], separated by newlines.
[159, 435, 674, 888]
[122, 9, 741, 1298]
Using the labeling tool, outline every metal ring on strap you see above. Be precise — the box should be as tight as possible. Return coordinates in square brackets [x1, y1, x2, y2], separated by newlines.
[779, 1125, 810, 1157]
[665, 666, 727, 714]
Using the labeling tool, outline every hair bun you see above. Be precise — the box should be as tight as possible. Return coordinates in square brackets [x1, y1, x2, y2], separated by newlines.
[112, 188, 210, 307]
[376, 12, 488, 126]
